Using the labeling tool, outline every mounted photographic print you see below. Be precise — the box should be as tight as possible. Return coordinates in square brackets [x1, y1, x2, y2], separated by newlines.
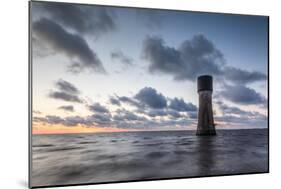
[29, 1, 269, 188]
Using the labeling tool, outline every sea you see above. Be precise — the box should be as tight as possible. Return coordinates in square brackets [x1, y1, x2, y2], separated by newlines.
[31, 129, 268, 187]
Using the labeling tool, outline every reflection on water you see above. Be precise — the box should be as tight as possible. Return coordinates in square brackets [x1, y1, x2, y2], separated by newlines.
[197, 136, 215, 175]
[31, 129, 268, 187]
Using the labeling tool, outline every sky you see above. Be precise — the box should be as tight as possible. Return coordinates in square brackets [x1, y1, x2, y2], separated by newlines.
[31, 1, 268, 134]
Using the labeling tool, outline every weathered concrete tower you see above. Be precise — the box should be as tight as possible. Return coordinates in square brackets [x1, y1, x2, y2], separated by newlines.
[196, 75, 216, 135]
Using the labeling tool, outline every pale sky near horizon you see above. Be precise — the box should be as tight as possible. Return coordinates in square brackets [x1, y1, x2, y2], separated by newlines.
[31, 1, 268, 134]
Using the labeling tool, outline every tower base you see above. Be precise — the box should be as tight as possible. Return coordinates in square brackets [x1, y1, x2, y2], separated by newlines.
[196, 129, 216, 136]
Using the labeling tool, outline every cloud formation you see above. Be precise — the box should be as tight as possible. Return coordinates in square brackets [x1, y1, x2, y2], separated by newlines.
[142, 35, 223, 81]
[88, 103, 109, 113]
[36, 86, 199, 129]
[169, 97, 197, 112]
[49, 91, 82, 103]
[135, 87, 167, 109]
[142, 35, 266, 84]
[113, 109, 147, 122]
[216, 101, 266, 118]
[117, 96, 144, 108]
[33, 18, 105, 73]
[219, 85, 267, 105]
[111, 50, 134, 67]
[58, 105, 74, 112]
[34, 3, 116, 37]
[56, 79, 80, 94]
[215, 101, 267, 128]
[49, 79, 83, 103]
[109, 96, 121, 106]
[224, 67, 267, 85]
[88, 113, 112, 125]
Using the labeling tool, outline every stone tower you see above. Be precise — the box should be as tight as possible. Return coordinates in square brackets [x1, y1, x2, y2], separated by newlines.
[196, 75, 216, 135]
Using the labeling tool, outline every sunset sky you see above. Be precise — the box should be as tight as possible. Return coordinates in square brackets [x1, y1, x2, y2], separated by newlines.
[31, 2, 268, 134]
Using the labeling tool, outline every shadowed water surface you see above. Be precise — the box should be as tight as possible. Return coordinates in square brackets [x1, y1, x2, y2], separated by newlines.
[32, 129, 268, 187]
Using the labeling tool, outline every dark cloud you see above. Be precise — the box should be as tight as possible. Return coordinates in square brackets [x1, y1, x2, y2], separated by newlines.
[49, 79, 83, 103]
[146, 109, 168, 117]
[117, 96, 143, 108]
[64, 116, 92, 126]
[34, 113, 111, 127]
[56, 79, 80, 94]
[33, 18, 105, 73]
[113, 109, 147, 122]
[219, 85, 267, 105]
[142, 35, 223, 81]
[224, 67, 267, 84]
[58, 105, 74, 112]
[32, 37, 55, 58]
[166, 110, 182, 118]
[35, 3, 116, 37]
[49, 91, 83, 103]
[111, 50, 133, 66]
[188, 111, 198, 119]
[143, 108, 190, 120]
[135, 87, 167, 109]
[88, 113, 112, 125]
[216, 101, 266, 119]
[88, 103, 109, 113]
[34, 115, 64, 125]
[169, 97, 197, 112]
[109, 96, 121, 106]
[142, 35, 266, 84]
[214, 102, 267, 128]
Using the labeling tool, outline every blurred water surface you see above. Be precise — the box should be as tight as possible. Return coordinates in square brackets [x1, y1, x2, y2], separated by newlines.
[32, 129, 268, 187]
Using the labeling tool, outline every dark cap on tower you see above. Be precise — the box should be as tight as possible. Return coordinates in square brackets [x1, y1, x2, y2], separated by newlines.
[197, 75, 213, 92]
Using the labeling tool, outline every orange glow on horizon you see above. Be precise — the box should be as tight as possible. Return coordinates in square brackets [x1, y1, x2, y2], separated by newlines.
[32, 124, 133, 135]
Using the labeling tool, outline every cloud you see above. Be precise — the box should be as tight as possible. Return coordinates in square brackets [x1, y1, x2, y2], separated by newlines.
[109, 96, 121, 106]
[113, 109, 147, 122]
[215, 115, 267, 128]
[34, 113, 111, 127]
[214, 101, 267, 128]
[58, 105, 74, 112]
[169, 97, 197, 112]
[224, 67, 267, 84]
[166, 110, 182, 118]
[34, 115, 64, 125]
[33, 18, 105, 73]
[49, 91, 83, 103]
[117, 96, 143, 108]
[219, 85, 267, 105]
[88, 113, 112, 125]
[146, 109, 168, 117]
[88, 103, 109, 113]
[56, 79, 80, 94]
[49, 79, 83, 103]
[216, 101, 266, 118]
[135, 87, 167, 109]
[34, 3, 116, 37]
[111, 50, 133, 67]
[188, 111, 198, 119]
[142, 35, 223, 81]
[142, 35, 266, 84]
[32, 37, 55, 58]
[64, 116, 92, 126]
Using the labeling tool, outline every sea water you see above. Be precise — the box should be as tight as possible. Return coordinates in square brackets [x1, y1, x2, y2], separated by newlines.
[31, 129, 268, 187]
